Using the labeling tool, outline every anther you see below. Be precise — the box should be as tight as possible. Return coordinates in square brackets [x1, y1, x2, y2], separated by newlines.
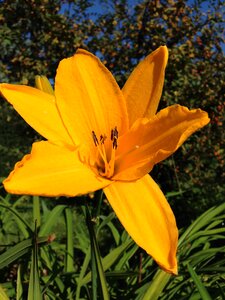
[112, 137, 118, 149]
[92, 131, 99, 146]
[111, 127, 118, 140]
[111, 129, 114, 141]
[114, 126, 118, 139]
[100, 134, 107, 144]
[91, 127, 119, 178]
[111, 126, 119, 149]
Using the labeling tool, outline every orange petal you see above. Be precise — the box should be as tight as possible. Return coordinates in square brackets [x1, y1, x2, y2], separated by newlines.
[0, 84, 73, 148]
[55, 49, 129, 150]
[122, 46, 168, 125]
[114, 105, 210, 181]
[104, 174, 178, 274]
[3, 141, 110, 197]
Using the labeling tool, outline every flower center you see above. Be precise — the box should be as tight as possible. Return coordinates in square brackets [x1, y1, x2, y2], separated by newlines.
[92, 127, 118, 178]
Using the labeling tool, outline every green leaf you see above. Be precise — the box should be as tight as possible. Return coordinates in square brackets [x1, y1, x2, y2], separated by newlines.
[0, 236, 48, 269]
[81, 238, 133, 284]
[39, 205, 67, 236]
[98, 213, 120, 245]
[0, 203, 32, 238]
[0, 285, 9, 300]
[16, 265, 23, 300]
[141, 270, 171, 300]
[187, 263, 212, 300]
[84, 205, 110, 300]
[76, 247, 91, 300]
[65, 207, 74, 273]
[115, 242, 138, 271]
[28, 222, 42, 300]
[178, 203, 225, 247]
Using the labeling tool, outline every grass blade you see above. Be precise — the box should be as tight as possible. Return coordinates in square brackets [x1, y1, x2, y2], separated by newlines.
[16, 265, 23, 300]
[141, 270, 171, 300]
[178, 203, 225, 246]
[0, 203, 32, 238]
[33, 196, 41, 229]
[39, 205, 66, 236]
[0, 236, 48, 269]
[28, 222, 42, 300]
[85, 205, 110, 300]
[65, 207, 74, 273]
[76, 246, 91, 300]
[187, 263, 212, 300]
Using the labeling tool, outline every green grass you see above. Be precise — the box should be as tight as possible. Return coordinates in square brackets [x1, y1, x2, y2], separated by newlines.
[0, 190, 224, 299]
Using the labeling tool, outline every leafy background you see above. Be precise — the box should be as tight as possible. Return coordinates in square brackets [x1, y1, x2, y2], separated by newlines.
[0, 0, 224, 299]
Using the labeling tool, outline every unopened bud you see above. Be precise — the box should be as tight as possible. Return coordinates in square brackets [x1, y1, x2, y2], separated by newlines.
[35, 75, 54, 95]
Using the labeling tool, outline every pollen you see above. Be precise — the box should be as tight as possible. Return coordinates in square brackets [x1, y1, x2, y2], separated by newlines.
[92, 127, 118, 178]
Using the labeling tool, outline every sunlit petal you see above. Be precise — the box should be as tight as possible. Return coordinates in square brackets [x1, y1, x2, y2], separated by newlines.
[122, 46, 168, 125]
[0, 84, 73, 148]
[113, 105, 210, 181]
[55, 49, 129, 150]
[104, 174, 178, 274]
[3, 141, 110, 196]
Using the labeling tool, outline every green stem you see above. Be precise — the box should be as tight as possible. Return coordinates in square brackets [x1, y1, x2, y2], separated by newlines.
[142, 270, 171, 300]
[84, 203, 110, 300]
[94, 190, 104, 219]
[33, 196, 41, 229]
[65, 207, 74, 273]
[28, 220, 42, 300]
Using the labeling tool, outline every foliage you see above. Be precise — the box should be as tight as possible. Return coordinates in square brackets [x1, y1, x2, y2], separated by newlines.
[0, 192, 224, 299]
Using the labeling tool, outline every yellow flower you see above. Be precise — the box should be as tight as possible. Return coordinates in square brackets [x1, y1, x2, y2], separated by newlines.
[0, 46, 209, 274]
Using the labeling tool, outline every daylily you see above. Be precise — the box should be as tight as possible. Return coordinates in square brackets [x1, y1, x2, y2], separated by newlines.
[0, 46, 209, 274]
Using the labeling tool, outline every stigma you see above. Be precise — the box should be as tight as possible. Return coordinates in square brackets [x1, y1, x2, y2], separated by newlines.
[91, 127, 118, 178]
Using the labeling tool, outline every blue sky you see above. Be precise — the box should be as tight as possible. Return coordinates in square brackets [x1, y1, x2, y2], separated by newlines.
[86, 0, 139, 15]
[62, 0, 224, 52]
[87, 0, 213, 14]
[85, 0, 224, 52]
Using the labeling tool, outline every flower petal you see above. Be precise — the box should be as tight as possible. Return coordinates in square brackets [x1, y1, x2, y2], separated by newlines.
[55, 49, 129, 149]
[0, 84, 73, 147]
[122, 46, 168, 125]
[3, 141, 110, 196]
[114, 105, 210, 181]
[104, 174, 178, 274]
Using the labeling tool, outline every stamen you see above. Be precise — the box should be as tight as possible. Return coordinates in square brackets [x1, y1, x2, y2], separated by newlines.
[100, 134, 107, 144]
[91, 127, 119, 178]
[111, 126, 118, 140]
[92, 131, 99, 146]
[111, 126, 118, 149]
[114, 126, 118, 139]
[111, 129, 114, 141]
[112, 137, 117, 149]
[91, 130, 108, 168]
